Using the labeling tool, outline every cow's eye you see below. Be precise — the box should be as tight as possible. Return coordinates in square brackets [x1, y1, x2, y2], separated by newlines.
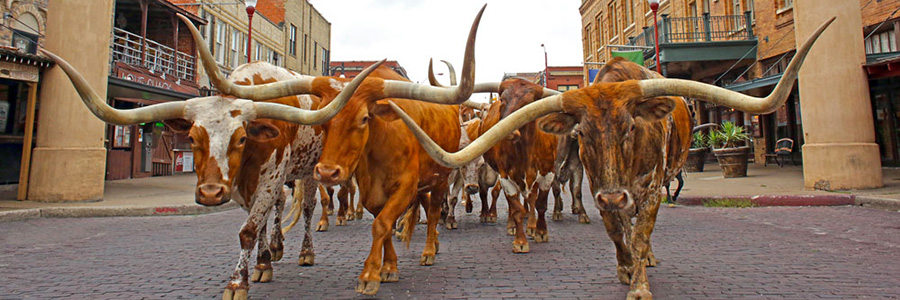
[629, 124, 636, 133]
[239, 136, 247, 145]
[361, 115, 369, 125]
[188, 136, 195, 144]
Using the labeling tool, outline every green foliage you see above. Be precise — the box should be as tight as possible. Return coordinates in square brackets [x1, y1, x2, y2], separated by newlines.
[703, 198, 756, 208]
[708, 121, 750, 149]
[691, 131, 707, 149]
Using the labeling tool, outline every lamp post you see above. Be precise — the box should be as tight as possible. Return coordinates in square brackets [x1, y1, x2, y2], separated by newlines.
[648, 0, 661, 73]
[245, 0, 257, 64]
[541, 44, 548, 88]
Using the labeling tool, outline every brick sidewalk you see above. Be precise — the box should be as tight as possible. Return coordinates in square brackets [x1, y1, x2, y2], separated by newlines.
[1, 202, 897, 299]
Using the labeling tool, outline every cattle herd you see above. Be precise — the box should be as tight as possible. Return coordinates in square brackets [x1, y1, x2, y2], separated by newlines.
[41, 5, 834, 300]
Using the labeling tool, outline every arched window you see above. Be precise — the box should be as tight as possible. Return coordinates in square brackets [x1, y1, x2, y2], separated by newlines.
[12, 13, 40, 54]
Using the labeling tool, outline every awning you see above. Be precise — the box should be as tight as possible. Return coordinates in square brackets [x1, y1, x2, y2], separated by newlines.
[723, 73, 783, 92]
[865, 52, 900, 80]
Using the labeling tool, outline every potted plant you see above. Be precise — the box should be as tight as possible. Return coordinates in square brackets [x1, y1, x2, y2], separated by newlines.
[685, 131, 708, 172]
[709, 121, 751, 178]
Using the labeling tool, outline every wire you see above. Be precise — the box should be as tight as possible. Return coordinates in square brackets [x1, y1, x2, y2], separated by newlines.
[863, 5, 900, 41]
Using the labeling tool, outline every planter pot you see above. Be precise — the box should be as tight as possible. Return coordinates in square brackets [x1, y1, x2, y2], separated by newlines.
[713, 146, 751, 178]
[685, 148, 708, 172]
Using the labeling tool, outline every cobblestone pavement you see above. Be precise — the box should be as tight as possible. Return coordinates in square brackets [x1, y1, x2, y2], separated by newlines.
[1, 197, 899, 299]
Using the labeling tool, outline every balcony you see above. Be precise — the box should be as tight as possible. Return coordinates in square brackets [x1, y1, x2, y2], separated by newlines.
[626, 12, 757, 67]
[112, 27, 195, 82]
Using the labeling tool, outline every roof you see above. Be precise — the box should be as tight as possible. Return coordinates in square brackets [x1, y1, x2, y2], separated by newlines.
[0, 47, 53, 68]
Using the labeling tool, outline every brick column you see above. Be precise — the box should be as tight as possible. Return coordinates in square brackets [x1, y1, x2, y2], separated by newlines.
[27, 0, 114, 201]
[795, 0, 882, 190]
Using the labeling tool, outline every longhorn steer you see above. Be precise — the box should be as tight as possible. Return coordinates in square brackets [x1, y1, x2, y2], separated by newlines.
[551, 128, 589, 223]
[219, 6, 486, 296]
[388, 18, 833, 300]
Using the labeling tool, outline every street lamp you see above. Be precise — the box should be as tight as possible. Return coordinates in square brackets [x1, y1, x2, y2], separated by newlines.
[245, 0, 257, 64]
[647, 0, 661, 74]
[541, 44, 548, 88]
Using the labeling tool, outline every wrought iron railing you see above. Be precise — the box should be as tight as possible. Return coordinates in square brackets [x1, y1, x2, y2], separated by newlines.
[111, 27, 196, 82]
[627, 12, 755, 58]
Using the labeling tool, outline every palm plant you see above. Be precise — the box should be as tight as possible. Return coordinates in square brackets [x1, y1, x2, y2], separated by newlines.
[691, 131, 707, 149]
[709, 121, 749, 149]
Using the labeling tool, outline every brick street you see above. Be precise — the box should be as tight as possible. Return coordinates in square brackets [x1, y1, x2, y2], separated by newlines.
[1, 198, 899, 299]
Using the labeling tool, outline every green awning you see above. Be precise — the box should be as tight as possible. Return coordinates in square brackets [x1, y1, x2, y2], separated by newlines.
[611, 50, 644, 66]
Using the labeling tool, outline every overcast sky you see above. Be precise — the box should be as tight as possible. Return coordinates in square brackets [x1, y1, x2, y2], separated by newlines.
[307, 0, 584, 101]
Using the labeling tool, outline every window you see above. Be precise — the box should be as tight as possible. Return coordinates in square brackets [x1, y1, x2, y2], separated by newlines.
[289, 24, 297, 56]
[255, 43, 262, 62]
[314, 42, 318, 70]
[743, 0, 754, 22]
[231, 30, 239, 67]
[557, 85, 579, 92]
[584, 24, 592, 59]
[303, 34, 308, 62]
[777, 0, 792, 12]
[216, 22, 226, 63]
[607, 1, 618, 41]
[702, 0, 710, 13]
[12, 30, 37, 54]
[239, 33, 247, 64]
[866, 30, 898, 54]
[624, 0, 633, 27]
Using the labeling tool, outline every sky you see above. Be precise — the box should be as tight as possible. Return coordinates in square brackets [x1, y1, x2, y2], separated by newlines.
[307, 0, 585, 101]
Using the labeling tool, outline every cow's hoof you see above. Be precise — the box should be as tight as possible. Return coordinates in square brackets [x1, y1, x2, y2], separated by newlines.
[465, 202, 473, 213]
[380, 270, 399, 282]
[437, 218, 445, 226]
[512, 242, 530, 253]
[533, 231, 549, 243]
[356, 211, 364, 219]
[420, 254, 435, 266]
[271, 249, 284, 262]
[298, 252, 315, 266]
[579, 214, 591, 224]
[506, 227, 516, 236]
[572, 207, 583, 214]
[486, 216, 497, 223]
[617, 266, 632, 285]
[223, 288, 248, 300]
[251, 267, 273, 283]
[336, 216, 347, 226]
[480, 215, 496, 223]
[445, 218, 458, 230]
[325, 207, 334, 216]
[551, 211, 563, 221]
[356, 279, 380, 295]
[525, 227, 535, 237]
[346, 213, 355, 221]
[645, 257, 658, 267]
[316, 220, 329, 232]
[626, 289, 652, 300]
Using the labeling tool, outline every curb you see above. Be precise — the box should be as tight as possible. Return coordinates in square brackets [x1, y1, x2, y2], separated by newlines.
[677, 194, 856, 207]
[0, 201, 239, 223]
[854, 196, 900, 211]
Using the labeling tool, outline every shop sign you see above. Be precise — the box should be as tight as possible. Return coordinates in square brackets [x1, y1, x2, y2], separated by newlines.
[115, 62, 199, 96]
[0, 60, 39, 82]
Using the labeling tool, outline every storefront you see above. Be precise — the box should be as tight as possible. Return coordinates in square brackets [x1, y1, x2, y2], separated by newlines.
[866, 52, 900, 166]
[0, 49, 51, 185]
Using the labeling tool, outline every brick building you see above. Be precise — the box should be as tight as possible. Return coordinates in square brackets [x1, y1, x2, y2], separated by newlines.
[329, 60, 409, 79]
[580, 0, 900, 168]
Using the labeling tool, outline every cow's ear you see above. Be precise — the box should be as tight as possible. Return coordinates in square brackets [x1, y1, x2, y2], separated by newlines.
[538, 113, 579, 135]
[247, 121, 280, 141]
[163, 119, 193, 133]
[368, 100, 399, 122]
[632, 97, 677, 120]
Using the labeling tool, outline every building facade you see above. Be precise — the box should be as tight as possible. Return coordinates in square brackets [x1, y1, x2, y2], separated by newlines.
[579, 0, 900, 171]
[329, 60, 409, 79]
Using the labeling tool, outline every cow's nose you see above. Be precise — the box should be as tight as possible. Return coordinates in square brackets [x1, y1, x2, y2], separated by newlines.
[314, 163, 343, 183]
[597, 192, 627, 210]
[465, 184, 479, 194]
[197, 183, 229, 206]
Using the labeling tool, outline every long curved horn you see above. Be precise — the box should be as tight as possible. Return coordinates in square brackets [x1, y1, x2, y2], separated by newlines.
[427, 58, 446, 88]
[254, 60, 385, 124]
[179, 14, 315, 100]
[41, 49, 185, 125]
[441, 59, 458, 86]
[638, 17, 835, 114]
[472, 81, 559, 97]
[389, 94, 565, 168]
[426, 59, 459, 88]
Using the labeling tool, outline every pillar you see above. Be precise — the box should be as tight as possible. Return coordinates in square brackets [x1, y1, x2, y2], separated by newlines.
[795, 0, 882, 190]
[27, 0, 114, 201]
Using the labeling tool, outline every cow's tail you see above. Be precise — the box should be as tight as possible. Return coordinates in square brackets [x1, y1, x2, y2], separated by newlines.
[282, 181, 304, 234]
[400, 197, 420, 249]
